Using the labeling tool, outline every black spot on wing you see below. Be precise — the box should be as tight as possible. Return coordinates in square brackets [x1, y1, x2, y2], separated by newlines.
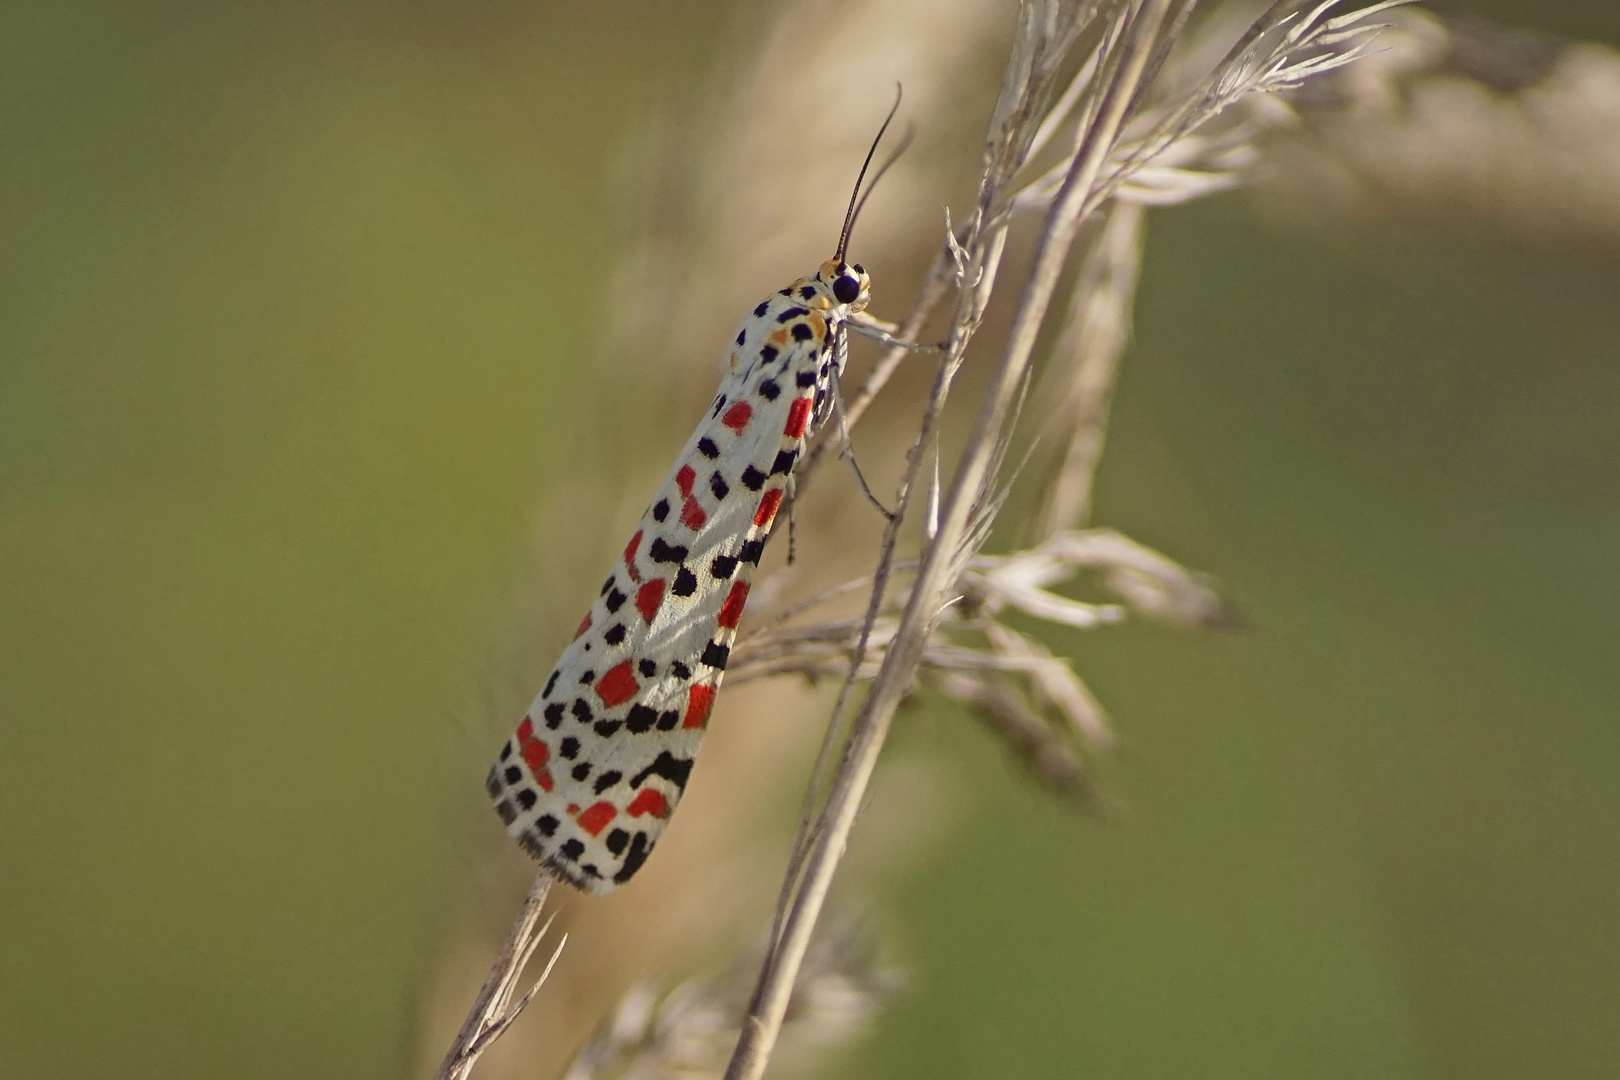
[701, 640, 730, 670]
[630, 751, 694, 792]
[626, 704, 658, 733]
[649, 538, 687, 564]
[613, 832, 651, 883]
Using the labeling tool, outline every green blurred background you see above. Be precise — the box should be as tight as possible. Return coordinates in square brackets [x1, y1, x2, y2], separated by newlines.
[3, 2, 1617, 1078]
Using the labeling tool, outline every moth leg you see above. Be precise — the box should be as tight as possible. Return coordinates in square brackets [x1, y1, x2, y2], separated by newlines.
[832, 366, 896, 521]
[848, 311, 938, 352]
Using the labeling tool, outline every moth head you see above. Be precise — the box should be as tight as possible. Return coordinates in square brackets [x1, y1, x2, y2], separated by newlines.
[815, 258, 870, 314]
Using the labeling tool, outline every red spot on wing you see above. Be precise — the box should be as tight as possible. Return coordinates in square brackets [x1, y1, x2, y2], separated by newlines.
[626, 788, 669, 818]
[636, 579, 666, 624]
[676, 464, 695, 497]
[576, 801, 618, 836]
[574, 612, 592, 639]
[753, 488, 783, 528]
[784, 397, 812, 439]
[596, 660, 640, 707]
[520, 737, 549, 776]
[683, 683, 716, 729]
[623, 530, 642, 582]
[516, 720, 554, 792]
[680, 497, 707, 530]
[717, 580, 750, 629]
[722, 401, 753, 433]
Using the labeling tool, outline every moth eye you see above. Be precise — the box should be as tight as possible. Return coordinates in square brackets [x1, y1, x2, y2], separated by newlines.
[832, 274, 861, 305]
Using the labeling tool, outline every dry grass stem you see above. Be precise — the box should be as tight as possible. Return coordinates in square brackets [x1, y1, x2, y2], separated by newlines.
[434, 874, 563, 1080]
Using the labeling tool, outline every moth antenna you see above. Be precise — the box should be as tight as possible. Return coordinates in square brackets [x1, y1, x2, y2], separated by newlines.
[835, 85, 907, 263]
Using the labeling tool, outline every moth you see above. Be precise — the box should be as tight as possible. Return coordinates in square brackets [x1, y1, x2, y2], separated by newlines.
[487, 106, 905, 893]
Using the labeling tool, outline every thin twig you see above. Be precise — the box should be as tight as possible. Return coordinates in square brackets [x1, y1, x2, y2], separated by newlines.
[432, 872, 561, 1080]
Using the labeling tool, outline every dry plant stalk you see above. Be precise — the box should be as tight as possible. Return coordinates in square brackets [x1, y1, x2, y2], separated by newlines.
[433, 875, 564, 1080]
[434, 2, 1412, 1077]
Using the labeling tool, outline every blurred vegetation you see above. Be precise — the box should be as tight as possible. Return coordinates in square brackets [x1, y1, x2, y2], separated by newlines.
[2, 2, 1617, 1079]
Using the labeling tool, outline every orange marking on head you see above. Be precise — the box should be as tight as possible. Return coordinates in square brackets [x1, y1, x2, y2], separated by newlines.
[753, 488, 783, 528]
[808, 312, 827, 339]
[683, 683, 716, 729]
[626, 788, 669, 818]
[576, 801, 617, 837]
[769, 328, 789, 345]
